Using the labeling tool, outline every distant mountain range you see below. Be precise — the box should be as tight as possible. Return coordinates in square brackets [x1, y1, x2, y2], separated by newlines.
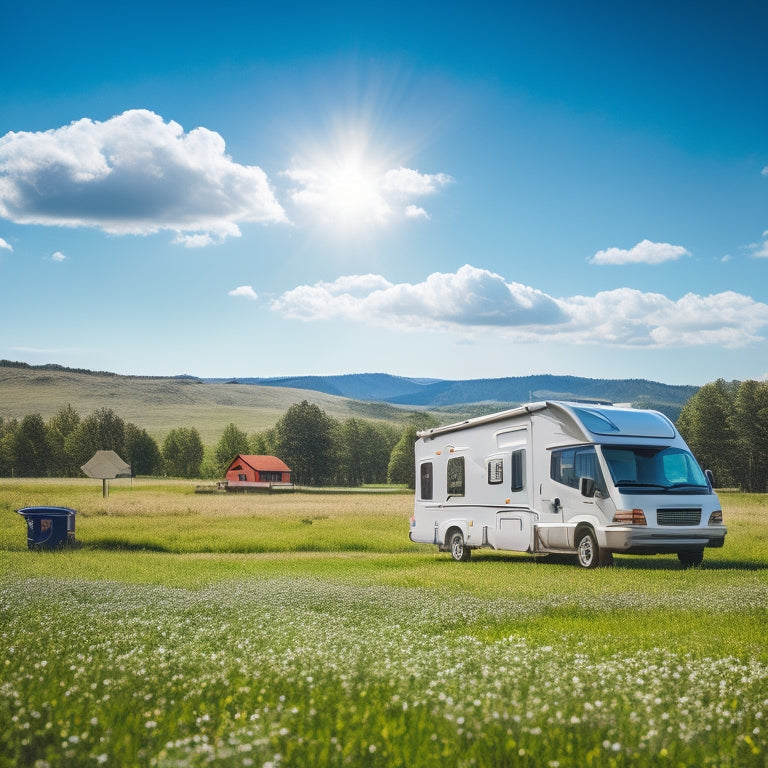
[207, 373, 699, 420]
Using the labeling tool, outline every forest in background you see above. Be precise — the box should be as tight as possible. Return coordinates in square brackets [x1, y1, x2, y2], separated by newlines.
[3, 362, 768, 491]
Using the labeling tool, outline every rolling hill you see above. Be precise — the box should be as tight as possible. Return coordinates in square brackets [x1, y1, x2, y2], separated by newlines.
[0, 364, 421, 445]
[1, 361, 700, 444]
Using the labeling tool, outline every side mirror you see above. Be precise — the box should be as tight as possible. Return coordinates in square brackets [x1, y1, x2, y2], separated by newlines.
[579, 476, 596, 498]
[705, 469, 715, 489]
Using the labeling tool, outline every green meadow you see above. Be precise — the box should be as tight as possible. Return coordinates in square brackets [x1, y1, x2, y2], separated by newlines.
[1, 480, 766, 767]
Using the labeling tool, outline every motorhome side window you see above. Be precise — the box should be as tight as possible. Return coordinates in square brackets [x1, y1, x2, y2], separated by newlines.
[510, 449, 525, 492]
[420, 462, 433, 500]
[447, 456, 465, 497]
[551, 446, 604, 492]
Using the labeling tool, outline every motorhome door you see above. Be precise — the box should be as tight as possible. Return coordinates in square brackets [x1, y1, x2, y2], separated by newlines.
[543, 444, 606, 524]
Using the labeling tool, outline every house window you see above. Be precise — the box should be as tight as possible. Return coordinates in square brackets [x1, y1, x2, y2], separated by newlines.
[447, 456, 465, 497]
[511, 449, 525, 492]
[487, 457, 503, 485]
[238, 473, 247, 482]
[420, 462, 433, 500]
[260, 471, 282, 482]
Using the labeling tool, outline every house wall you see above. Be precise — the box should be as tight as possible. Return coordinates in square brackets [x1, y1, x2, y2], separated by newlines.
[226, 466, 257, 483]
[225, 458, 292, 484]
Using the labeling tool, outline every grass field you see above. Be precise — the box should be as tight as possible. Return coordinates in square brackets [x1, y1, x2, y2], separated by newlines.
[1, 481, 766, 767]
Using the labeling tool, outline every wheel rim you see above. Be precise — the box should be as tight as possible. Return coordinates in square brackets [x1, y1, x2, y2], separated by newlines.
[578, 535, 594, 567]
[451, 534, 464, 560]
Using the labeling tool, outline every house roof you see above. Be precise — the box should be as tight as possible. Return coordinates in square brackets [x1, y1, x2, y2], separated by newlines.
[230, 454, 291, 473]
[81, 450, 132, 479]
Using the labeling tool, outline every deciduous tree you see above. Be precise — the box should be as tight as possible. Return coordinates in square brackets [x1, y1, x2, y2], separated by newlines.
[162, 427, 204, 478]
[213, 423, 250, 475]
[273, 401, 337, 486]
[125, 423, 162, 476]
[676, 379, 737, 487]
[731, 380, 768, 492]
[65, 408, 127, 470]
[387, 414, 440, 488]
[46, 404, 81, 476]
[12, 413, 51, 477]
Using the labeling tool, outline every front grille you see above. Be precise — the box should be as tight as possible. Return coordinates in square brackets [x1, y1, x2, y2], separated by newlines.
[656, 508, 701, 526]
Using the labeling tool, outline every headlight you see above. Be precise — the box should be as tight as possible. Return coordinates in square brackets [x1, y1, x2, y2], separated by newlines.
[613, 509, 647, 525]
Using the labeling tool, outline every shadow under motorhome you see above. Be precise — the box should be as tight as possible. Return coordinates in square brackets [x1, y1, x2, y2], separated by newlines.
[409, 401, 726, 568]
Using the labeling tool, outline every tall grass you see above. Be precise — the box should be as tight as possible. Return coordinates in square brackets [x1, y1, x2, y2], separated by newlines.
[1, 482, 766, 767]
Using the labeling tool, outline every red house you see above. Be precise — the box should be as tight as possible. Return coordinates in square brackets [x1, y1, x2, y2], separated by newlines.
[224, 454, 293, 491]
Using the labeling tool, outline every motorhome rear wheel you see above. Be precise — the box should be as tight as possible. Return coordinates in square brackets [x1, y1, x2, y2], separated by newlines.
[449, 530, 471, 562]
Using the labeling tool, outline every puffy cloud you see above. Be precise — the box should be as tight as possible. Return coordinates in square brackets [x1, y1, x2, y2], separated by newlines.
[272, 265, 566, 329]
[51, 251, 66, 262]
[272, 265, 768, 349]
[282, 159, 451, 230]
[228, 285, 259, 300]
[0, 236, 11, 251]
[0, 110, 286, 245]
[563, 288, 768, 347]
[590, 239, 690, 265]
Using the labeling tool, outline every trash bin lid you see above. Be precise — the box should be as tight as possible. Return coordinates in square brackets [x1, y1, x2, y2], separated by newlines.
[16, 506, 77, 517]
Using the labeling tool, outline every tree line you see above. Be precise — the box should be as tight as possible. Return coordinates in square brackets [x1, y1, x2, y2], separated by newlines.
[6, 381, 766, 490]
[676, 378, 768, 492]
[0, 400, 437, 487]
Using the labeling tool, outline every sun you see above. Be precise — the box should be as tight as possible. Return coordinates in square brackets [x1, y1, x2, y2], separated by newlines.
[321, 150, 390, 227]
[283, 126, 398, 234]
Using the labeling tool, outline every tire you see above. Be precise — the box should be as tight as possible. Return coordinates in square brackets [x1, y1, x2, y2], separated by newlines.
[449, 530, 471, 562]
[678, 549, 704, 568]
[575, 528, 612, 569]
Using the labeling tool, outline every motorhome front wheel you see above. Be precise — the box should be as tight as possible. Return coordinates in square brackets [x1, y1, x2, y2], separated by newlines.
[576, 529, 612, 568]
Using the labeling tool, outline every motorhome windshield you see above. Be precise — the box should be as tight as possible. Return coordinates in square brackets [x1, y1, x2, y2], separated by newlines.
[600, 445, 709, 494]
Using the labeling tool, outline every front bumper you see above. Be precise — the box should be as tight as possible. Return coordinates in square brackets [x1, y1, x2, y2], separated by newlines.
[604, 524, 727, 554]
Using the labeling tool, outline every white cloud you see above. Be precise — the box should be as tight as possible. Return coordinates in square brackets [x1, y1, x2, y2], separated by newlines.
[382, 167, 452, 196]
[272, 265, 565, 329]
[228, 285, 259, 300]
[51, 251, 66, 262]
[0, 236, 11, 251]
[282, 157, 451, 231]
[590, 239, 690, 265]
[271, 265, 768, 349]
[750, 231, 768, 259]
[0, 110, 287, 245]
[405, 205, 429, 219]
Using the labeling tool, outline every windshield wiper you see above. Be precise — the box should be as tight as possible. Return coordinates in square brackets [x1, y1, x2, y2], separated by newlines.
[614, 479, 706, 491]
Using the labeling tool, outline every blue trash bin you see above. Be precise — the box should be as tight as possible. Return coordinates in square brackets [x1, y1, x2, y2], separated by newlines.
[17, 507, 77, 549]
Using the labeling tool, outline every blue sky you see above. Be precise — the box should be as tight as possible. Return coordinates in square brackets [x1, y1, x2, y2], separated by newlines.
[1, 0, 767, 386]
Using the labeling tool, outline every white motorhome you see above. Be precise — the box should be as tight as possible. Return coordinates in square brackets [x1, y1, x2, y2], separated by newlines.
[410, 401, 726, 568]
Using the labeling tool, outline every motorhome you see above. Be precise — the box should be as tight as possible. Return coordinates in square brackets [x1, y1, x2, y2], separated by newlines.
[410, 401, 726, 568]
